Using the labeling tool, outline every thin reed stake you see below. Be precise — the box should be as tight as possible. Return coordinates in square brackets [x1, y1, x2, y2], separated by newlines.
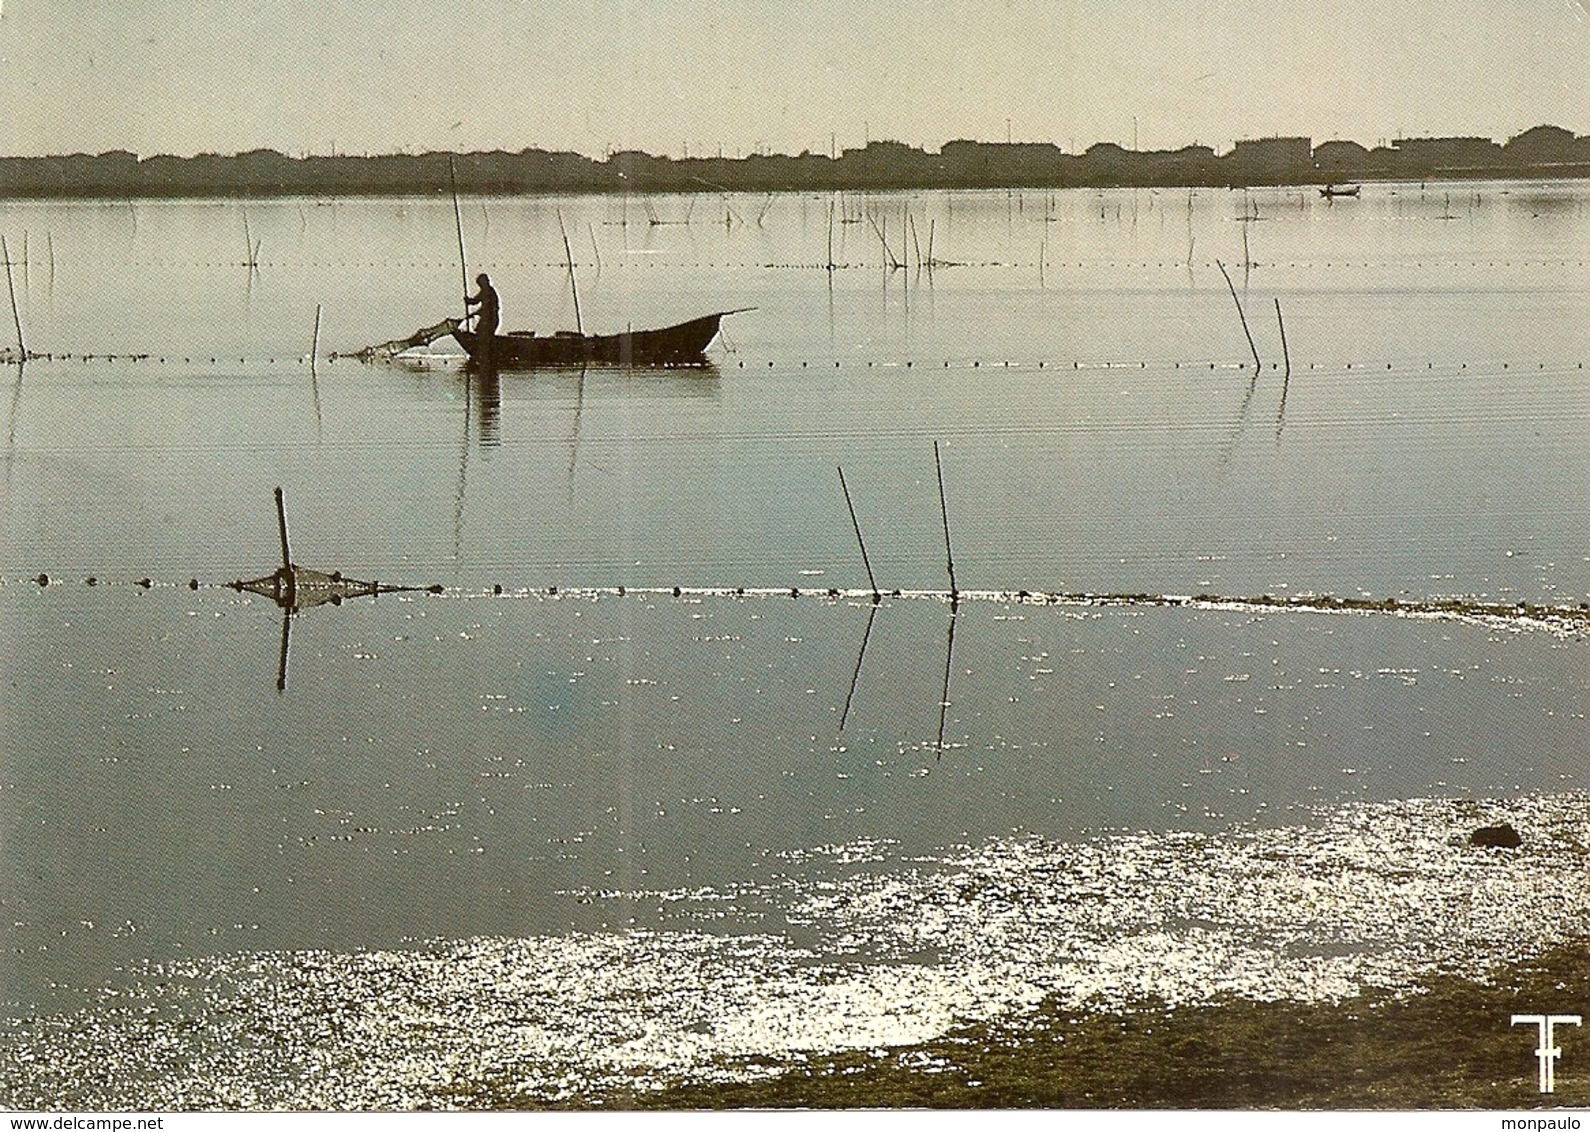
[826, 199, 835, 272]
[933, 440, 957, 598]
[1216, 259, 1261, 373]
[1, 236, 23, 357]
[869, 213, 900, 270]
[557, 210, 583, 337]
[242, 209, 255, 268]
[274, 486, 292, 569]
[1274, 297, 1291, 379]
[837, 466, 878, 597]
[309, 306, 324, 437]
[1274, 298, 1292, 439]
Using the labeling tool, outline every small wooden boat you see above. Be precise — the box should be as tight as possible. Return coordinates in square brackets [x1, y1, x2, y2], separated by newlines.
[1319, 184, 1361, 198]
[451, 310, 747, 367]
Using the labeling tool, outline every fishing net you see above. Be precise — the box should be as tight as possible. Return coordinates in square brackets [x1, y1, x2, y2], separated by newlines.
[339, 317, 462, 360]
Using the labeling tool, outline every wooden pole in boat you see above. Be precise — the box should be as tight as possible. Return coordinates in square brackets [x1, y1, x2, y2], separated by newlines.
[274, 486, 292, 570]
[1, 236, 22, 357]
[837, 466, 878, 600]
[557, 209, 584, 337]
[933, 440, 958, 600]
[448, 156, 470, 326]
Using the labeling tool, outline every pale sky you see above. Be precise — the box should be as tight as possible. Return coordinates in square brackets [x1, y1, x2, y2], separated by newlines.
[0, 0, 1586, 159]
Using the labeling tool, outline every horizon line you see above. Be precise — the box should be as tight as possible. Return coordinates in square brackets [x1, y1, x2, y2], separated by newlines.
[5, 122, 1581, 164]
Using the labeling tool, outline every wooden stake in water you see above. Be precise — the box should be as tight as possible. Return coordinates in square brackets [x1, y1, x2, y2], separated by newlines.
[1274, 297, 1291, 379]
[242, 208, 258, 269]
[934, 440, 958, 599]
[1, 235, 23, 357]
[826, 199, 835, 273]
[309, 304, 324, 436]
[557, 210, 583, 337]
[274, 486, 293, 570]
[837, 465, 878, 598]
[869, 213, 900, 270]
[1216, 259, 1261, 374]
[1274, 298, 1292, 439]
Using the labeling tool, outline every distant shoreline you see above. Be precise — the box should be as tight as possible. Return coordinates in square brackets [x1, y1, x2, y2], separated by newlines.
[2, 124, 1587, 199]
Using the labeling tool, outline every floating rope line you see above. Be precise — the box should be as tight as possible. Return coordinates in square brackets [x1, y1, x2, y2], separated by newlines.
[122, 258, 1590, 273]
[9, 351, 1587, 373]
[11, 573, 1590, 635]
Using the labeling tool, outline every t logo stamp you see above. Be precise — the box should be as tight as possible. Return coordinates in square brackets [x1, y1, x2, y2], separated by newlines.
[1513, 1014, 1583, 1093]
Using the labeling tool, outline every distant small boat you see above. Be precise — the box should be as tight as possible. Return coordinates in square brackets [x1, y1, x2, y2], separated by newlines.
[1319, 184, 1361, 198]
[451, 309, 749, 368]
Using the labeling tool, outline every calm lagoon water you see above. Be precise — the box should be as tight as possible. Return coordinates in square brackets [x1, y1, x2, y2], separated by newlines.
[3, 183, 1590, 1100]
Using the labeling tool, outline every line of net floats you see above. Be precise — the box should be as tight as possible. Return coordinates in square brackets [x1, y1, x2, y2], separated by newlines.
[4, 350, 1589, 372]
[10, 571, 1590, 631]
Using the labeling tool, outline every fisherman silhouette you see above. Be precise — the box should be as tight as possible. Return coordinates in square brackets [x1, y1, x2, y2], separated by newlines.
[464, 272, 500, 364]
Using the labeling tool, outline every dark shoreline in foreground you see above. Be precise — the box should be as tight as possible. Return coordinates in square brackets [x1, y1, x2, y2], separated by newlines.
[544, 943, 1590, 1111]
[2, 124, 1588, 200]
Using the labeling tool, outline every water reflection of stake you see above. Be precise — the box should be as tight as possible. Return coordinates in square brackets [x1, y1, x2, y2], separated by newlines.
[933, 440, 960, 759]
[231, 487, 440, 690]
[833, 447, 962, 758]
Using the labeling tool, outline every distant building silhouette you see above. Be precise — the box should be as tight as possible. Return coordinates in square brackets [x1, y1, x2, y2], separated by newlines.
[1391, 136, 1503, 177]
[1, 125, 1587, 199]
[1312, 139, 1372, 180]
[1503, 124, 1585, 167]
[1226, 137, 1312, 185]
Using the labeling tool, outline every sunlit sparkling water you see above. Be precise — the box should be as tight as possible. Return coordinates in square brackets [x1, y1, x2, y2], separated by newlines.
[2, 183, 1589, 1104]
[5, 793, 1589, 1109]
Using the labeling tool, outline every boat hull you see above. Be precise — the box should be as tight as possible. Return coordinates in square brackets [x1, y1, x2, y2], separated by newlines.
[452, 311, 732, 367]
